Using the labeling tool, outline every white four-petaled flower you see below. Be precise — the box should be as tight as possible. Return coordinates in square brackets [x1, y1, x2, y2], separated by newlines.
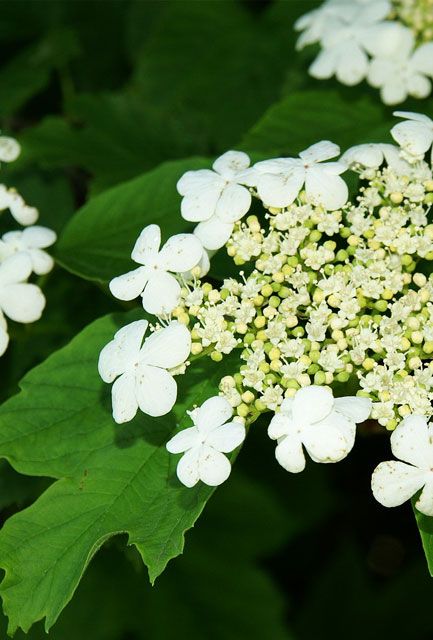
[109, 224, 202, 316]
[177, 151, 252, 251]
[391, 111, 433, 163]
[244, 142, 348, 211]
[268, 385, 372, 472]
[98, 320, 191, 422]
[372, 415, 433, 516]
[0, 226, 57, 275]
[166, 396, 246, 487]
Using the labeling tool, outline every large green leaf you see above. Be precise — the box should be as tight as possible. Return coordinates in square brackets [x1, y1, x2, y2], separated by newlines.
[0, 309, 241, 634]
[55, 157, 208, 282]
[240, 90, 393, 155]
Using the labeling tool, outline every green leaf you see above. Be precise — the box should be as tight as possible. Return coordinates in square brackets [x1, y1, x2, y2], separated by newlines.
[55, 157, 209, 282]
[240, 90, 393, 155]
[0, 309, 241, 634]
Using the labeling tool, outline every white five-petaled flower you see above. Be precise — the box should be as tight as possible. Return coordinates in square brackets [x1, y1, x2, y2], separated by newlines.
[372, 415, 433, 517]
[0, 253, 46, 355]
[0, 136, 20, 163]
[367, 28, 433, 105]
[244, 142, 348, 211]
[177, 151, 252, 251]
[0, 185, 38, 226]
[98, 320, 191, 423]
[0, 226, 57, 275]
[391, 111, 433, 163]
[341, 143, 411, 174]
[268, 385, 372, 473]
[109, 224, 202, 316]
[166, 396, 245, 487]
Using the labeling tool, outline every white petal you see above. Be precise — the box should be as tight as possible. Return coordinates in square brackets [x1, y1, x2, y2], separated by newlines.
[407, 74, 431, 100]
[364, 22, 411, 57]
[0, 311, 9, 356]
[358, 0, 392, 24]
[380, 143, 412, 173]
[180, 181, 224, 223]
[371, 460, 427, 508]
[30, 249, 54, 275]
[0, 253, 32, 286]
[205, 422, 245, 453]
[214, 183, 251, 223]
[394, 111, 433, 124]
[176, 169, 221, 195]
[212, 150, 250, 178]
[140, 321, 191, 369]
[412, 43, 433, 76]
[309, 48, 337, 79]
[8, 194, 38, 225]
[0, 283, 45, 323]
[302, 419, 351, 463]
[130, 224, 161, 265]
[268, 412, 294, 440]
[390, 415, 433, 469]
[0, 136, 20, 162]
[109, 266, 148, 301]
[256, 169, 305, 208]
[198, 446, 232, 486]
[176, 446, 201, 487]
[21, 225, 56, 248]
[336, 44, 369, 85]
[157, 233, 203, 272]
[334, 396, 372, 423]
[305, 167, 348, 210]
[194, 217, 233, 251]
[166, 426, 200, 453]
[391, 120, 433, 157]
[135, 363, 177, 417]
[111, 372, 139, 424]
[275, 435, 306, 473]
[367, 58, 394, 88]
[292, 385, 334, 425]
[341, 144, 384, 168]
[194, 396, 233, 433]
[141, 271, 181, 315]
[98, 319, 148, 383]
[415, 478, 433, 517]
[299, 141, 340, 164]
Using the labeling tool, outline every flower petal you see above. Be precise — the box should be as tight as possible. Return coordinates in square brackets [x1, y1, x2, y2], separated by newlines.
[334, 396, 372, 423]
[302, 420, 351, 463]
[309, 48, 337, 79]
[198, 446, 232, 486]
[166, 426, 200, 453]
[180, 182, 224, 223]
[371, 460, 427, 508]
[21, 225, 57, 248]
[111, 371, 139, 424]
[130, 224, 161, 265]
[390, 415, 433, 469]
[0, 283, 45, 323]
[140, 321, 191, 369]
[268, 412, 294, 440]
[391, 120, 433, 157]
[206, 421, 246, 453]
[195, 396, 233, 433]
[194, 216, 234, 251]
[415, 478, 433, 517]
[0, 136, 20, 162]
[0, 311, 9, 356]
[292, 385, 334, 425]
[212, 150, 250, 178]
[141, 271, 181, 315]
[256, 169, 305, 208]
[341, 144, 384, 168]
[407, 74, 431, 100]
[412, 43, 433, 76]
[214, 183, 251, 223]
[336, 44, 369, 85]
[30, 249, 55, 276]
[299, 141, 340, 164]
[305, 167, 348, 210]
[367, 58, 394, 88]
[98, 319, 148, 383]
[176, 446, 201, 487]
[157, 233, 203, 272]
[135, 363, 177, 417]
[109, 266, 148, 301]
[0, 253, 32, 286]
[275, 435, 306, 473]
[177, 169, 221, 196]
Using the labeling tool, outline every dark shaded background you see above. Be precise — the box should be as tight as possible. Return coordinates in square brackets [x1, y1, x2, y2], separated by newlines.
[0, 1, 432, 638]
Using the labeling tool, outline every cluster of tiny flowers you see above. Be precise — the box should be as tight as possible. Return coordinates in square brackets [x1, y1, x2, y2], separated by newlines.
[295, 0, 433, 104]
[100, 111, 433, 518]
[0, 135, 56, 356]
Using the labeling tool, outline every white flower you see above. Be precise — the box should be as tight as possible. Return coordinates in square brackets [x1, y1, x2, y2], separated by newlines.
[391, 111, 433, 163]
[109, 225, 202, 316]
[0, 185, 38, 226]
[341, 143, 410, 173]
[177, 151, 252, 251]
[166, 395, 245, 487]
[294, 0, 359, 50]
[0, 136, 20, 163]
[367, 29, 433, 105]
[245, 142, 348, 211]
[98, 320, 191, 423]
[372, 415, 433, 516]
[268, 385, 372, 473]
[0, 253, 45, 326]
[0, 226, 57, 275]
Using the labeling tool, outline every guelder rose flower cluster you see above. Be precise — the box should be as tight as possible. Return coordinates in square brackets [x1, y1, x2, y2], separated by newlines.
[0, 135, 56, 356]
[100, 111, 433, 520]
[295, 0, 433, 104]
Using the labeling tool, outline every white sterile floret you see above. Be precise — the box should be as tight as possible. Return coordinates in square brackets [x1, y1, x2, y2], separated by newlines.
[367, 28, 433, 105]
[98, 320, 191, 423]
[0, 226, 57, 275]
[244, 142, 348, 211]
[372, 415, 433, 516]
[0, 185, 39, 226]
[391, 111, 433, 163]
[0, 136, 20, 163]
[267, 385, 372, 473]
[166, 395, 245, 487]
[109, 224, 202, 316]
[177, 151, 252, 251]
[0, 253, 45, 327]
[341, 143, 410, 174]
